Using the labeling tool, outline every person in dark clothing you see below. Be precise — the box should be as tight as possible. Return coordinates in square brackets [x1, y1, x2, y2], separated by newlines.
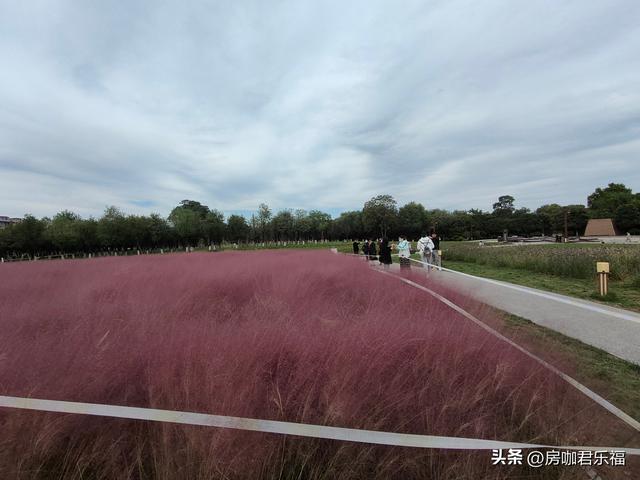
[430, 232, 441, 270]
[378, 237, 392, 269]
[352, 240, 360, 255]
[431, 232, 440, 250]
[362, 240, 370, 258]
[368, 239, 377, 260]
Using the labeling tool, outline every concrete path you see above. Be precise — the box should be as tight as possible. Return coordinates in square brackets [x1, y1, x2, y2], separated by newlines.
[382, 263, 640, 365]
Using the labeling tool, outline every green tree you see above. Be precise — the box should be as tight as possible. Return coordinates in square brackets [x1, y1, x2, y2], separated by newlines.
[257, 203, 272, 242]
[47, 210, 82, 252]
[169, 207, 202, 246]
[168, 200, 215, 246]
[293, 209, 311, 240]
[398, 202, 428, 240]
[468, 209, 492, 239]
[615, 203, 640, 234]
[565, 205, 589, 236]
[536, 204, 564, 235]
[76, 218, 99, 251]
[249, 214, 259, 242]
[492, 195, 516, 216]
[97, 206, 128, 249]
[330, 211, 363, 239]
[202, 209, 226, 244]
[125, 215, 152, 249]
[174, 200, 210, 218]
[9, 215, 47, 256]
[227, 215, 250, 243]
[362, 195, 398, 237]
[510, 208, 542, 236]
[0, 227, 11, 257]
[435, 210, 471, 240]
[272, 210, 295, 241]
[587, 183, 634, 218]
[426, 209, 450, 236]
[148, 214, 173, 247]
[308, 210, 332, 240]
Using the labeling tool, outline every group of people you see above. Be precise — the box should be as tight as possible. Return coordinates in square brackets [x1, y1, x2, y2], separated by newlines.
[355, 238, 392, 266]
[352, 231, 441, 271]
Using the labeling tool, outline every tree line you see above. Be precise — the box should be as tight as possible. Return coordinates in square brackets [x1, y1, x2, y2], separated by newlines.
[1, 183, 638, 259]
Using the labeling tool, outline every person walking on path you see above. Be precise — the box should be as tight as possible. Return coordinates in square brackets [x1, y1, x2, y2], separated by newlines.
[363, 240, 370, 259]
[352, 240, 360, 255]
[417, 233, 434, 271]
[430, 231, 442, 271]
[368, 239, 377, 261]
[397, 235, 411, 270]
[378, 237, 392, 269]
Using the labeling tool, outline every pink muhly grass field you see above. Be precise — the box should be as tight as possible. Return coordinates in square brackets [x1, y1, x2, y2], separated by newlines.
[0, 250, 620, 479]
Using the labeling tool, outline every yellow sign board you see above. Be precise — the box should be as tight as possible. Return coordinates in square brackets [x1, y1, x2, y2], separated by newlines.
[596, 262, 610, 273]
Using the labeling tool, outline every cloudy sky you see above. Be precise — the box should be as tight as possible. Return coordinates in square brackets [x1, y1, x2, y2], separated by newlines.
[1, 0, 639, 219]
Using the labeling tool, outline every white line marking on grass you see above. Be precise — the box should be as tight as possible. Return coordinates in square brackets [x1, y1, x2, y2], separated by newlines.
[0, 396, 638, 454]
[373, 267, 640, 434]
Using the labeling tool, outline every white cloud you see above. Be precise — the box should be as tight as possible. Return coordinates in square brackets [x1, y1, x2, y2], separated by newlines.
[1, 0, 639, 218]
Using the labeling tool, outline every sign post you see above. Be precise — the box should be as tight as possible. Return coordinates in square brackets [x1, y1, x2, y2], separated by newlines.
[596, 262, 610, 296]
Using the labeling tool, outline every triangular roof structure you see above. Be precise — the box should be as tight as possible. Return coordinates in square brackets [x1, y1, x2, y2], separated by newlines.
[584, 218, 618, 236]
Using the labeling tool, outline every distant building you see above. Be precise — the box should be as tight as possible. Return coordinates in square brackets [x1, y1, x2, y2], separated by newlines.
[584, 218, 618, 236]
[0, 216, 21, 229]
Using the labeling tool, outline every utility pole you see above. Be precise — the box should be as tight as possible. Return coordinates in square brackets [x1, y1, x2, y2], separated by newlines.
[563, 209, 569, 242]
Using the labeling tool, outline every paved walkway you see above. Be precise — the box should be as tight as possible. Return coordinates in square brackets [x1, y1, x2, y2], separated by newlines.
[382, 262, 640, 365]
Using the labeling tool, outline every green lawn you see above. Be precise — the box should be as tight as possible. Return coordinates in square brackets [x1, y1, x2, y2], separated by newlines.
[442, 259, 640, 312]
[497, 314, 640, 423]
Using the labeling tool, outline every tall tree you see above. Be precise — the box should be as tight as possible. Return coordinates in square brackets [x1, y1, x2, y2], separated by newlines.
[125, 215, 152, 249]
[588, 183, 634, 218]
[535, 204, 564, 235]
[398, 202, 428, 240]
[97, 206, 128, 249]
[169, 208, 202, 246]
[565, 205, 589, 236]
[257, 203, 272, 242]
[272, 210, 295, 241]
[174, 200, 210, 218]
[362, 195, 398, 237]
[249, 214, 259, 242]
[168, 200, 216, 246]
[0, 226, 11, 257]
[467, 209, 492, 239]
[308, 210, 332, 240]
[9, 215, 47, 256]
[227, 215, 250, 243]
[615, 203, 640, 234]
[492, 195, 516, 216]
[202, 209, 226, 244]
[331, 211, 363, 239]
[76, 218, 99, 251]
[147, 214, 173, 247]
[293, 209, 311, 240]
[511, 208, 542, 237]
[47, 210, 82, 252]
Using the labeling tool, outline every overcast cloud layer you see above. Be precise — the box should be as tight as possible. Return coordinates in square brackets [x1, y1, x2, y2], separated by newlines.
[1, 0, 639, 218]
